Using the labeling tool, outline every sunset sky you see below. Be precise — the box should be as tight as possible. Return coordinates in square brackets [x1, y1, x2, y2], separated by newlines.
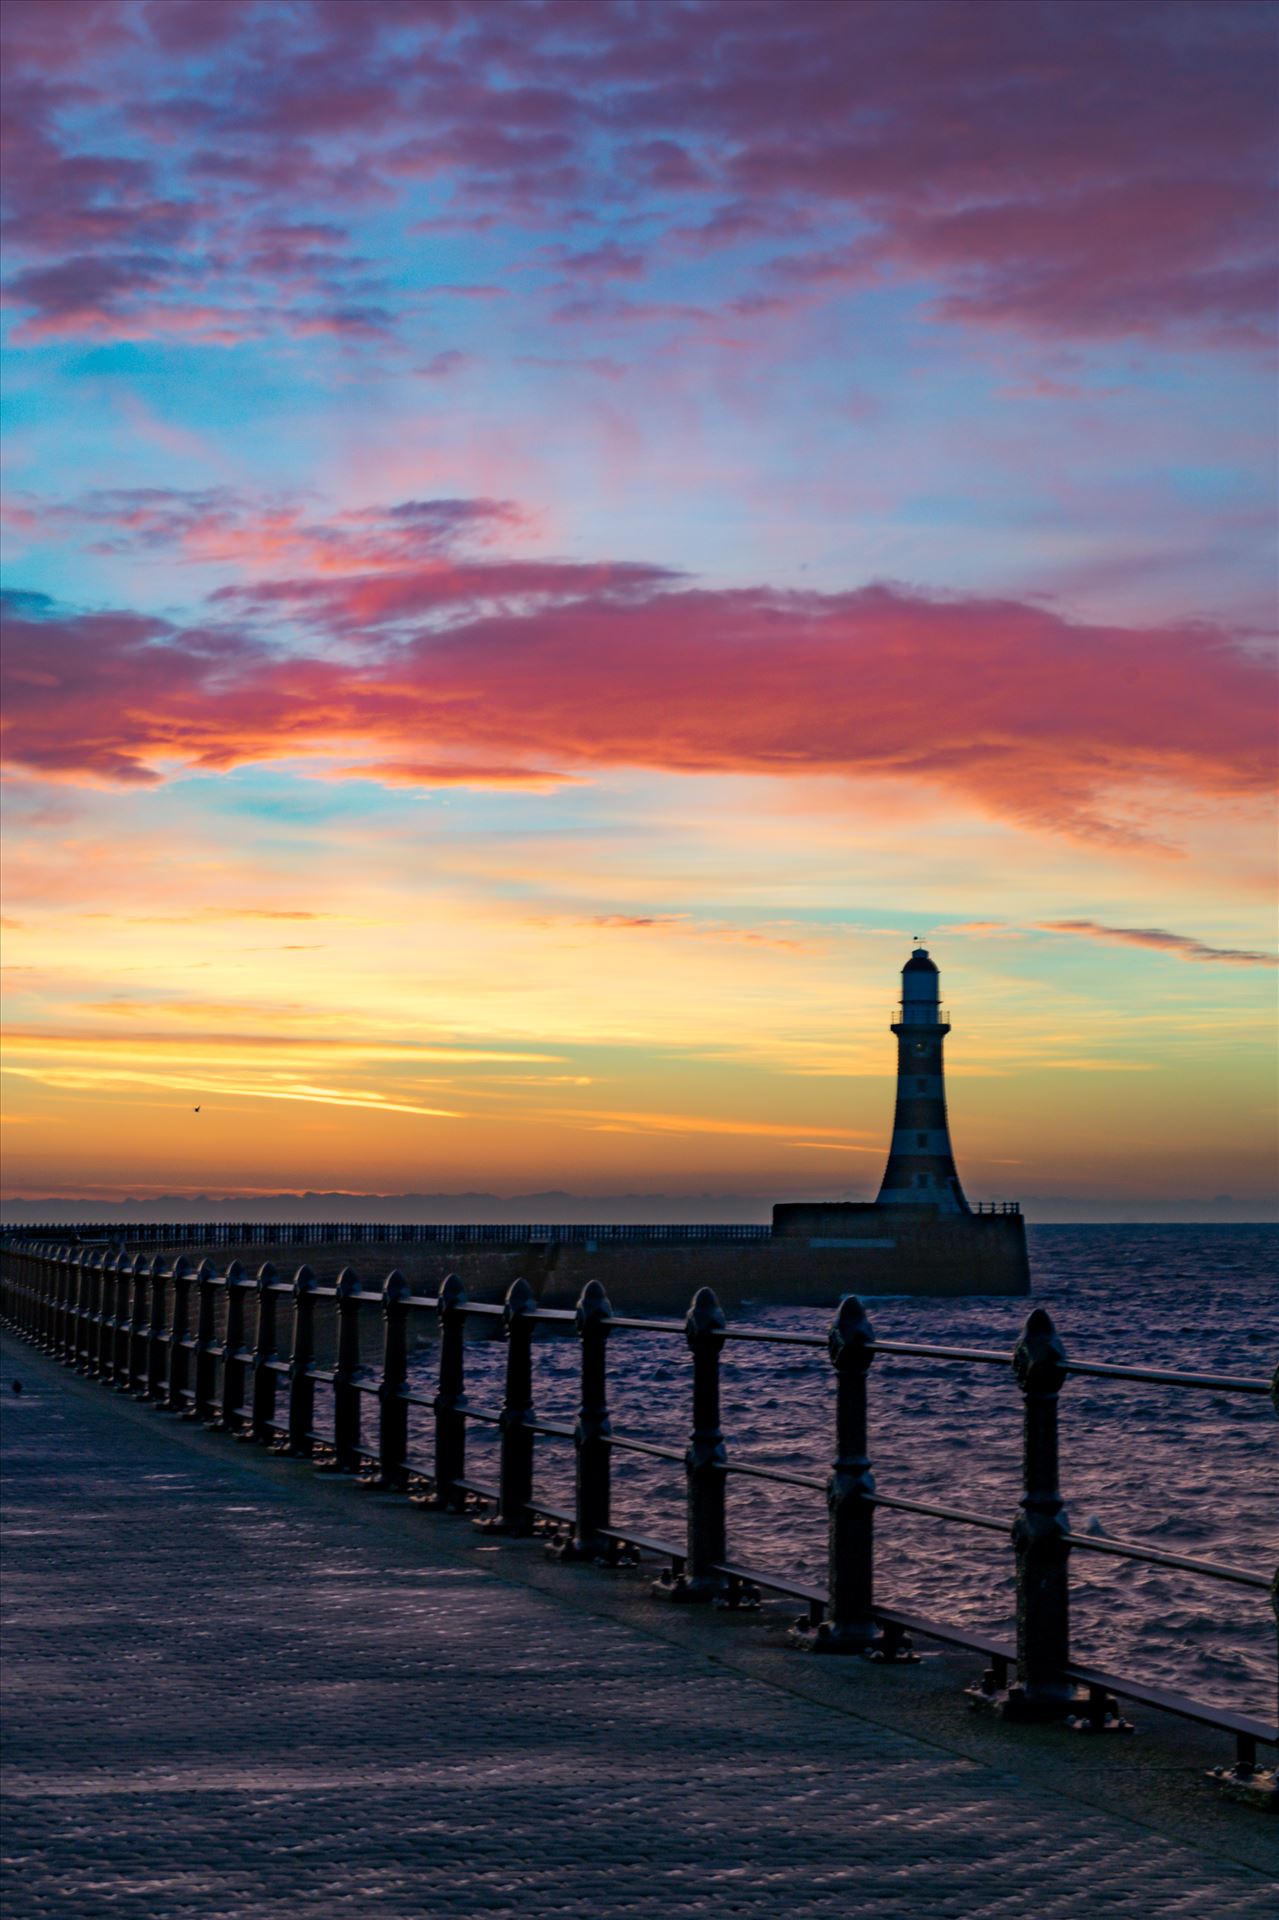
[1, 0, 1276, 1218]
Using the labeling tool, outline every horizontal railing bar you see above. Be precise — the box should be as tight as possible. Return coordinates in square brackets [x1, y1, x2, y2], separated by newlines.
[869, 1340, 1010, 1366]
[602, 1433, 686, 1464]
[460, 1405, 503, 1425]
[712, 1559, 826, 1604]
[603, 1316, 686, 1335]
[527, 1498, 576, 1525]
[526, 1418, 575, 1440]
[721, 1328, 826, 1349]
[1062, 1532, 1268, 1589]
[455, 1477, 498, 1502]
[717, 1460, 826, 1493]
[871, 1493, 1010, 1533]
[597, 1524, 685, 1564]
[1062, 1659, 1277, 1745]
[459, 1303, 504, 1319]
[874, 1603, 1015, 1664]
[1062, 1359, 1272, 1395]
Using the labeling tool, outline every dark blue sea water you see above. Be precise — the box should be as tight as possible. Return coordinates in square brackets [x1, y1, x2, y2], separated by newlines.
[409, 1225, 1277, 1719]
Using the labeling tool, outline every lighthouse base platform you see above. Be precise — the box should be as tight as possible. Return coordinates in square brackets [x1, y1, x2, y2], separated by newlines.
[767, 1202, 1030, 1302]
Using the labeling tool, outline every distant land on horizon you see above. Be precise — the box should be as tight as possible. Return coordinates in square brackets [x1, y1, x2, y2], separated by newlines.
[1, 1191, 1274, 1228]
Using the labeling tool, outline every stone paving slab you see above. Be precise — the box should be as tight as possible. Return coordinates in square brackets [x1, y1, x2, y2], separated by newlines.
[1, 1337, 1275, 1919]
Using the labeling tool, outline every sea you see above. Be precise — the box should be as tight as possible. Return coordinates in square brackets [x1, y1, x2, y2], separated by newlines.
[410, 1225, 1278, 1720]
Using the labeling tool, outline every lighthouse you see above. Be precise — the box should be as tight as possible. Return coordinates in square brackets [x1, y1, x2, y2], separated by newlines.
[876, 948, 969, 1214]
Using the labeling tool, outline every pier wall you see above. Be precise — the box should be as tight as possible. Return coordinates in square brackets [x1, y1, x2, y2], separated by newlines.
[134, 1210, 1028, 1316]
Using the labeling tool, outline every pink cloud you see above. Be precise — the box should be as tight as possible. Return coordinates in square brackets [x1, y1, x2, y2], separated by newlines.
[1037, 920, 1278, 967]
[1, 1, 1272, 350]
[7, 488, 527, 575]
[2, 549, 1273, 844]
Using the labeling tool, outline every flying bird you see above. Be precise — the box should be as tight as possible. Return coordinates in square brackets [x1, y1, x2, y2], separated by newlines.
[193, 1106, 201, 1113]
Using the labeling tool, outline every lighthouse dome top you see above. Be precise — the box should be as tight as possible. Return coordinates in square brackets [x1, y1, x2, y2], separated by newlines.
[903, 947, 938, 975]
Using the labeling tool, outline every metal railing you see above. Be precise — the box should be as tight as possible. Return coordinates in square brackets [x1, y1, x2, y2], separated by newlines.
[0, 1221, 775, 1248]
[1, 1238, 1274, 1807]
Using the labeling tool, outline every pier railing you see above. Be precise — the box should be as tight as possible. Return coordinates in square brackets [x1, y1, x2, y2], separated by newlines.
[1, 1239, 1274, 1807]
[0, 1221, 775, 1248]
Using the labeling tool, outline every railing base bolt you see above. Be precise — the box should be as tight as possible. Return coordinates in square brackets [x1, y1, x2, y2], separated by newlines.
[650, 1569, 727, 1605]
[1065, 1689, 1133, 1735]
[788, 1619, 883, 1656]
[968, 1679, 1091, 1724]
[474, 1512, 534, 1537]
[1208, 1765, 1277, 1813]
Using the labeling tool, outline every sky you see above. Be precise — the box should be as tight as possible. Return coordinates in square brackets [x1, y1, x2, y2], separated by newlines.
[1, 0, 1276, 1219]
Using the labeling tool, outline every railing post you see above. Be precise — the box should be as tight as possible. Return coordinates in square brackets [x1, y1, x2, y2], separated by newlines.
[90, 1250, 113, 1377]
[29, 1244, 45, 1344]
[46, 1247, 62, 1351]
[10, 1241, 26, 1333]
[285, 1266, 318, 1456]
[482, 1277, 536, 1533]
[112, 1252, 133, 1386]
[654, 1287, 730, 1603]
[60, 1246, 78, 1361]
[216, 1261, 248, 1431]
[323, 1267, 363, 1471]
[20, 1243, 32, 1337]
[558, 1279, 613, 1561]
[46, 1246, 61, 1350]
[126, 1256, 151, 1394]
[791, 1294, 887, 1654]
[249, 1264, 279, 1443]
[429, 1274, 468, 1509]
[371, 1270, 411, 1489]
[146, 1260, 169, 1402]
[1003, 1306, 1080, 1720]
[37, 1247, 56, 1352]
[94, 1249, 112, 1375]
[164, 1257, 195, 1412]
[91, 1249, 113, 1378]
[190, 1260, 220, 1421]
[72, 1249, 93, 1372]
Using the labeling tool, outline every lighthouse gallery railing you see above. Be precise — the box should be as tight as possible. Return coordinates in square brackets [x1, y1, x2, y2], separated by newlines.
[1, 1239, 1273, 1801]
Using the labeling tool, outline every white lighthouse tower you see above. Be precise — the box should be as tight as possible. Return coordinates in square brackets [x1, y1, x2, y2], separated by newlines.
[876, 947, 969, 1214]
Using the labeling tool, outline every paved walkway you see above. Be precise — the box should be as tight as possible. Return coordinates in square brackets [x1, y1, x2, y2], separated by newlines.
[1, 1336, 1275, 1920]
